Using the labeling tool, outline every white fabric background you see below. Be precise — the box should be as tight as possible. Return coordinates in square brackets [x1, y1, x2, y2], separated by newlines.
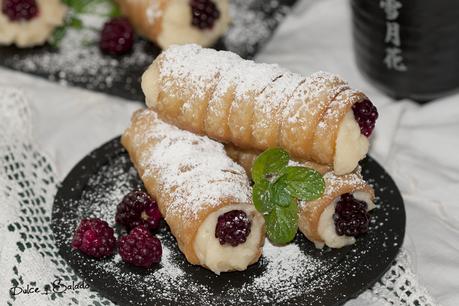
[0, 0, 458, 305]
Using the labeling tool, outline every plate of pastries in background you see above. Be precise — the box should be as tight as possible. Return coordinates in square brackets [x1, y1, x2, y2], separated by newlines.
[52, 45, 405, 306]
[0, 0, 297, 101]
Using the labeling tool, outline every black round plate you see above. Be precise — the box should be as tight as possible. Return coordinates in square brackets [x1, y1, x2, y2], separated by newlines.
[52, 137, 405, 306]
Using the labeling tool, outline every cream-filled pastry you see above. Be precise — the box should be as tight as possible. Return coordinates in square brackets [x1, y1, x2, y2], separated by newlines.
[224, 144, 376, 249]
[306, 183, 375, 249]
[117, 0, 230, 49]
[0, 0, 67, 47]
[121, 109, 265, 274]
[142, 44, 378, 175]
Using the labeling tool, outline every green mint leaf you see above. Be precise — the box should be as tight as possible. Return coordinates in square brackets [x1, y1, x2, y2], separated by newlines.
[252, 180, 274, 214]
[269, 178, 294, 207]
[64, 0, 120, 16]
[280, 166, 325, 201]
[109, 1, 122, 17]
[265, 200, 298, 245]
[251, 148, 289, 184]
[49, 26, 67, 48]
[63, 0, 93, 13]
[69, 16, 83, 29]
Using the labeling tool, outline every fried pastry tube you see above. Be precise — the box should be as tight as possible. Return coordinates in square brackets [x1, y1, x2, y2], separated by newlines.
[224, 145, 375, 249]
[142, 44, 376, 175]
[117, 0, 230, 49]
[121, 109, 265, 273]
[299, 171, 375, 249]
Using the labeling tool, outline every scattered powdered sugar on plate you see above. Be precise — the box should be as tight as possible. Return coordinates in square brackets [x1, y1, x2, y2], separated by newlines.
[235, 241, 326, 303]
[77, 154, 136, 226]
[224, 0, 293, 56]
[52, 139, 404, 305]
[8, 25, 154, 92]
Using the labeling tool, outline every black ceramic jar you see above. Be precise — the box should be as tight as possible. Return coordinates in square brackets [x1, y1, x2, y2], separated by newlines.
[352, 0, 459, 102]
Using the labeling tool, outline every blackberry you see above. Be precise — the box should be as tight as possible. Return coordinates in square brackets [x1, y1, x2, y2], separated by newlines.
[115, 190, 162, 231]
[71, 218, 116, 259]
[2, 0, 39, 21]
[333, 193, 371, 236]
[118, 226, 162, 267]
[189, 0, 220, 30]
[100, 17, 134, 55]
[352, 99, 379, 137]
[215, 210, 251, 246]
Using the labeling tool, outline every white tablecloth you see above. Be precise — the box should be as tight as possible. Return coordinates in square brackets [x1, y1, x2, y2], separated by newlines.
[1, 0, 458, 305]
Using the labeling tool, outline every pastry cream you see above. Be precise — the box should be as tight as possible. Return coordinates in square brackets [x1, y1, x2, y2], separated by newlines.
[334, 111, 369, 175]
[194, 204, 265, 274]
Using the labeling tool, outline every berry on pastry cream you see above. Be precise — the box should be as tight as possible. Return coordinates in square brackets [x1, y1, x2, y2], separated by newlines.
[313, 190, 375, 249]
[0, 0, 67, 47]
[117, 0, 230, 49]
[333, 193, 371, 237]
[2, 0, 39, 21]
[215, 210, 251, 246]
[352, 99, 379, 137]
[190, 0, 220, 30]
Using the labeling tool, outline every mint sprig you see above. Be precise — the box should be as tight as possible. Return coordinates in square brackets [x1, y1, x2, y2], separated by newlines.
[251, 148, 325, 245]
[265, 200, 298, 245]
[252, 148, 289, 184]
[62, 0, 121, 16]
[253, 180, 273, 214]
[50, 0, 121, 48]
[278, 166, 325, 201]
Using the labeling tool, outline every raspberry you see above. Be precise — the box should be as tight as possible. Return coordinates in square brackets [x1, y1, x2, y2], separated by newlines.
[2, 0, 39, 21]
[71, 218, 116, 259]
[352, 99, 379, 137]
[333, 193, 371, 237]
[99, 17, 134, 55]
[115, 191, 162, 231]
[215, 210, 251, 246]
[189, 0, 220, 30]
[118, 226, 162, 267]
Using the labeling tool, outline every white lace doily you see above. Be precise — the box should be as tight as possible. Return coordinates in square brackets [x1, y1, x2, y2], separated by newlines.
[0, 88, 436, 306]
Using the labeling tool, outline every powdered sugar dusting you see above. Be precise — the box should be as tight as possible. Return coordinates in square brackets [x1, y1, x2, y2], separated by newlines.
[233, 61, 284, 100]
[234, 240, 327, 303]
[282, 71, 348, 125]
[258, 72, 305, 110]
[146, 0, 162, 24]
[154, 45, 358, 132]
[158, 44, 284, 102]
[321, 88, 363, 127]
[52, 139, 403, 305]
[224, 0, 293, 56]
[159, 44, 241, 100]
[131, 110, 252, 220]
[254, 72, 305, 127]
[321, 170, 368, 197]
